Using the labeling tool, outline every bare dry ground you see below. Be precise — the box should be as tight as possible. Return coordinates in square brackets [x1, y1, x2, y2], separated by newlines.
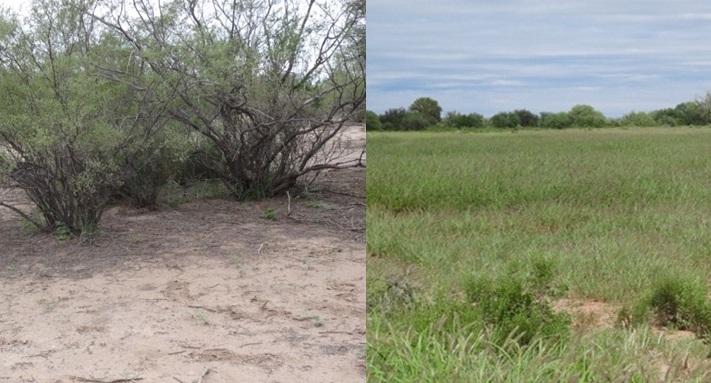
[0, 125, 365, 383]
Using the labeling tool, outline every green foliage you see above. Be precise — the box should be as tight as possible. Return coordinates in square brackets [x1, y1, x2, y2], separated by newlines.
[174, 139, 225, 186]
[54, 221, 71, 241]
[87, 0, 364, 201]
[378, 108, 435, 131]
[673, 102, 708, 126]
[118, 128, 191, 210]
[409, 97, 442, 124]
[0, 3, 127, 235]
[490, 111, 520, 129]
[513, 109, 539, 127]
[444, 111, 485, 129]
[569, 104, 607, 128]
[645, 276, 711, 338]
[618, 111, 657, 127]
[263, 208, 278, 221]
[367, 128, 711, 382]
[366, 110, 383, 131]
[651, 108, 681, 126]
[540, 112, 574, 129]
[465, 271, 570, 348]
[401, 113, 432, 131]
[380, 108, 409, 130]
[368, 128, 711, 381]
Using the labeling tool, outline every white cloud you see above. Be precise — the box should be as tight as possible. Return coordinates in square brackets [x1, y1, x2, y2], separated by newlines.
[368, 0, 711, 117]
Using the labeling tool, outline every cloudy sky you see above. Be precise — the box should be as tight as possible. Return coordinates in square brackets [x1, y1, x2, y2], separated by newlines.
[368, 0, 711, 117]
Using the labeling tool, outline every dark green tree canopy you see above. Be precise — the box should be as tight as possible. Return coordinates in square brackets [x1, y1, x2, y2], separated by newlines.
[366, 110, 382, 131]
[569, 105, 607, 128]
[540, 112, 573, 129]
[409, 97, 442, 124]
[490, 111, 520, 129]
[514, 109, 539, 127]
[444, 111, 485, 129]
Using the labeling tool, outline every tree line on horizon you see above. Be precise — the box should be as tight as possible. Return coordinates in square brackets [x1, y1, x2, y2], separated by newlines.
[366, 94, 711, 131]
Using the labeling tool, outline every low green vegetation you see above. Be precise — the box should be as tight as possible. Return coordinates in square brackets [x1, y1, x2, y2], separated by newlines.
[367, 93, 711, 131]
[0, 0, 364, 238]
[367, 128, 711, 381]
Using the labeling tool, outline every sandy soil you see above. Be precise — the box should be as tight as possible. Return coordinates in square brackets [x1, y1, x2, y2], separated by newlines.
[0, 125, 365, 382]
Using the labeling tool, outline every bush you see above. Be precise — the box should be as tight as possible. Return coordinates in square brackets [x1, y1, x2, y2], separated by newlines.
[541, 112, 574, 129]
[490, 111, 521, 129]
[569, 105, 608, 128]
[647, 276, 711, 338]
[366, 110, 383, 131]
[5, 131, 124, 236]
[174, 139, 225, 186]
[87, 0, 365, 201]
[0, 2, 188, 235]
[466, 271, 570, 345]
[514, 109, 539, 127]
[444, 111, 485, 129]
[401, 112, 432, 131]
[117, 128, 191, 210]
[409, 97, 442, 125]
[618, 111, 657, 127]
[379, 108, 409, 130]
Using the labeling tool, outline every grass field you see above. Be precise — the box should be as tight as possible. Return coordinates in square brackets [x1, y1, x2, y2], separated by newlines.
[367, 128, 711, 382]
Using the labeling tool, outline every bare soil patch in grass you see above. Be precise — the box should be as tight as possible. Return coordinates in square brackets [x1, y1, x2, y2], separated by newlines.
[0, 126, 365, 382]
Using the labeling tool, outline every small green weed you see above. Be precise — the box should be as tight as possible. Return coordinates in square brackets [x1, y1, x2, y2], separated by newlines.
[38, 298, 58, 313]
[263, 208, 278, 221]
[54, 221, 71, 240]
[465, 271, 570, 348]
[193, 310, 210, 325]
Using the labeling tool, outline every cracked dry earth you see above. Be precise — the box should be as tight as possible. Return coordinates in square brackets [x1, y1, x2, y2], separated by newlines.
[0, 126, 366, 382]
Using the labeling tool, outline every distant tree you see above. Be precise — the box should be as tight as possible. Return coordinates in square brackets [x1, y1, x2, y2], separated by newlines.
[695, 92, 711, 124]
[651, 108, 680, 126]
[401, 113, 431, 131]
[444, 111, 485, 129]
[366, 111, 382, 131]
[409, 97, 442, 124]
[514, 109, 539, 127]
[569, 105, 607, 128]
[540, 112, 573, 129]
[673, 102, 707, 126]
[618, 111, 657, 127]
[490, 111, 520, 129]
[379, 108, 408, 130]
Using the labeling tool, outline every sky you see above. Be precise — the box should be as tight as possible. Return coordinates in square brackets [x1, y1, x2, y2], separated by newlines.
[0, 0, 27, 14]
[367, 0, 711, 117]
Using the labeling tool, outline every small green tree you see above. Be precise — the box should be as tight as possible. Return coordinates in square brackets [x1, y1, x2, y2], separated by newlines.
[89, 0, 365, 200]
[366, 111, 383, 131]
[514, 109, 539, 127]
[0, 1, 127, 235]
[379, 108, 408, 130]
[651, 108, 680, 126]
[0, 0, 189, 235]
[409, 97, 442, 125]
[444, 111, 485, 129]
[569, 104, 607, 128]
[618, 111, 657, 127]
[401, 113, 431, 131]
[490, 111, 520, 129]
[540, 112, 574, 129]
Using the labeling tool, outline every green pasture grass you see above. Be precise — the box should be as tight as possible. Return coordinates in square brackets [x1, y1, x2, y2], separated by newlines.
[367, 128, 711, 381]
